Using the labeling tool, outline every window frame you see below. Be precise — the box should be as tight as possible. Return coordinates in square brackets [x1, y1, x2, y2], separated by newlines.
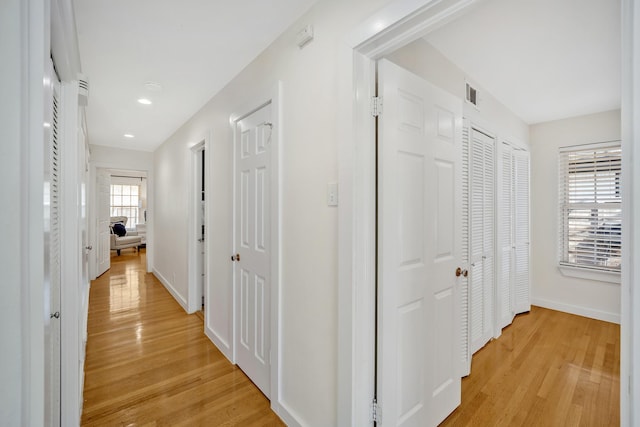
[557, 141, 621, 284]
[110, 183, 140, 228]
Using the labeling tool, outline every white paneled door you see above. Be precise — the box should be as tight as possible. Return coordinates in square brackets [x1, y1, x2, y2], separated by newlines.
[233, 102, 272, 398]
[96, 169, 111, 277]
[378, 59, 462, 427]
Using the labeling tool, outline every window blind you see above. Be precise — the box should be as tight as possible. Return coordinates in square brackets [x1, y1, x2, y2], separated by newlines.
[558, 141, 622, 272]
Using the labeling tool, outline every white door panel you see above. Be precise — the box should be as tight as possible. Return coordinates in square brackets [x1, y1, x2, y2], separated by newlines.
[468, 128, 495, 355]
[498, 142, 514, 330]
[513, 150, 530, 314]
[96, 169, 110, 277]
[44, 61, 61, 427]
[234, 103, 272, 397]
[378, 59, 462, 427]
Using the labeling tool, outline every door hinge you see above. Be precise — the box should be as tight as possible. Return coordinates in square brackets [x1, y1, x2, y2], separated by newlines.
[371, 398, 381, 423]
[371, 96, 383, 117]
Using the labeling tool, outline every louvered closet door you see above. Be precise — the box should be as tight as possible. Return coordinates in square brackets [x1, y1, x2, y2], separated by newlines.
[469, 128, 495, 355]
[44, 62, 61, 426]
[460, 126, 471, 376]
[497, 143, 514, 329]
[513, 150, 530, 314]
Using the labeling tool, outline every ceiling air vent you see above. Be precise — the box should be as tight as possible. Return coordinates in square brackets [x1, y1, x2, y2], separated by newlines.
[78, 74, 89, 106]
[465, 82, 478, 107]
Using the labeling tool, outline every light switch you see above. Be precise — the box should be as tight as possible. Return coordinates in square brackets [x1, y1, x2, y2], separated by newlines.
[327, 182, 338, 206]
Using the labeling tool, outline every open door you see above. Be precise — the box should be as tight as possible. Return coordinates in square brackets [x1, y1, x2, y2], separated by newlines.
[377, 59, 463, 426]
[96, 168, 111, 277]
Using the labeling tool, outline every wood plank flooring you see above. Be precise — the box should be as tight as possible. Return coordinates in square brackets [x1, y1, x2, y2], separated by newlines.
[81, 251, 284, 426]
[82, 252, 619, 426]
[441, 306, 620, 426]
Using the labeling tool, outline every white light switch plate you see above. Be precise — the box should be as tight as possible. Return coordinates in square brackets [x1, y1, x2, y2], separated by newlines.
[327, 182, 338, 206]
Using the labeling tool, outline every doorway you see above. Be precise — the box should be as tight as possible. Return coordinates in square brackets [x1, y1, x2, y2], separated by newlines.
[339, 1, 624, 426]
[189, 142, 206, 316]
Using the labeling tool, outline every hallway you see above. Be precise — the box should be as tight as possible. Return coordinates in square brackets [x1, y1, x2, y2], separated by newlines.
[81, 251, 284, 426]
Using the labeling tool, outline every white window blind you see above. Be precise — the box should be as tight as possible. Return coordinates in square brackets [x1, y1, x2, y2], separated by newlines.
[558, 141, 621, 272]
[110, 184, 140, 227]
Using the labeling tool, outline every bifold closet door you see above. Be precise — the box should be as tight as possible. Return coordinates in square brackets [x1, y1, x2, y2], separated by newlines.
[513, 150, 530, 314]
[468, 128, 495, 355]
[497, 144, 530, 331]
[497, 143, 514, 330]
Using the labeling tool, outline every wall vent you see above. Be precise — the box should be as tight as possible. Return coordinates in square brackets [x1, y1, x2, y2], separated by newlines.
[78, 74, 89, 106]
[466, 82, 478, 107]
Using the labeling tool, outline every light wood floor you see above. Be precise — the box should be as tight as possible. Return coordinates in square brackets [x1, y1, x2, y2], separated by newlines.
[82, 252, 619, 426]
[441, 306, 620, 426]
[81, 250, 284, 426]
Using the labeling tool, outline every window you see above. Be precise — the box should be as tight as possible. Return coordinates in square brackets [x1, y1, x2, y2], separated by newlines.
[110, 184, 139, 227]
[558, 141, 621, 275]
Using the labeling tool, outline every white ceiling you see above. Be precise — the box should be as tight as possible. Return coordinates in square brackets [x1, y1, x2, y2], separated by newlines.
[424, 0, 621, 124]
[73, 0, 317, 152]
[75, 0, 621, 153]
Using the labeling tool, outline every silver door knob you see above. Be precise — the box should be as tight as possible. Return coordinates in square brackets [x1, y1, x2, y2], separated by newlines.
[86, 245, 93, 250]
[231, 253, 240, 262]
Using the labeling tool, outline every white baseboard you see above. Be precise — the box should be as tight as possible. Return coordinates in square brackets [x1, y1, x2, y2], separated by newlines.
[204, 324, 233, 363]
[152, 269, 188, 312]
[275, 399, 306, 427]
[532, 298, 620, 324]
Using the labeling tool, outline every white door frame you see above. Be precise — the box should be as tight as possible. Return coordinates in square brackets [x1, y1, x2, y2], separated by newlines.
[621, 0, 639, 425]
[188, 138, 209, 313]
[337, 0, 636, 425]
[88, 163, 154, 277]
[230, 81, 283, 416]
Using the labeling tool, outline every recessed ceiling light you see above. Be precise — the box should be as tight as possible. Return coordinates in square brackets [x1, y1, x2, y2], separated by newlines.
[124, 134, 135, 138]
[137, 98, 152, 105]
[144, 81, 162, 92]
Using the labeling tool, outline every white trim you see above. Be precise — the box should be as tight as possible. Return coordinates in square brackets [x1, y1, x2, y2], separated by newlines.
[229, 81, 283, 417]
[338, 1, 485, 425]
[188, 139, 207, 314]
[274, 400, 305, 427]
[88, 163, 154, 278]
[621, 0, 638, 424]
[153, 268, 189, 312]
[532, 298, 620, 324]
[204, 326, 232, 361]
[19, 0, 48, 424]
[558, 264, 621, 284]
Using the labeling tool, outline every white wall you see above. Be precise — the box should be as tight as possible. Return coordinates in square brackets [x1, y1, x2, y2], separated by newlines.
[530, 110, 621, 322]
[90, 144, 154, 170]
[89, 144, 154, 277]
[386, 38, 530, 144]
[152, 0, 400, 424]
[1, 0, 27, 423]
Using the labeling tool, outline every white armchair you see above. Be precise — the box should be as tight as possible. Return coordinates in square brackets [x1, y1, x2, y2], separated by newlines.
[110, 216, 142, 255]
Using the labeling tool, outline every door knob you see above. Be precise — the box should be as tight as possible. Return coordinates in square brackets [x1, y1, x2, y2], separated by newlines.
[86, 245, 93, 251]
[455, 267, 468, 278]
[231, 253, 240, 262]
